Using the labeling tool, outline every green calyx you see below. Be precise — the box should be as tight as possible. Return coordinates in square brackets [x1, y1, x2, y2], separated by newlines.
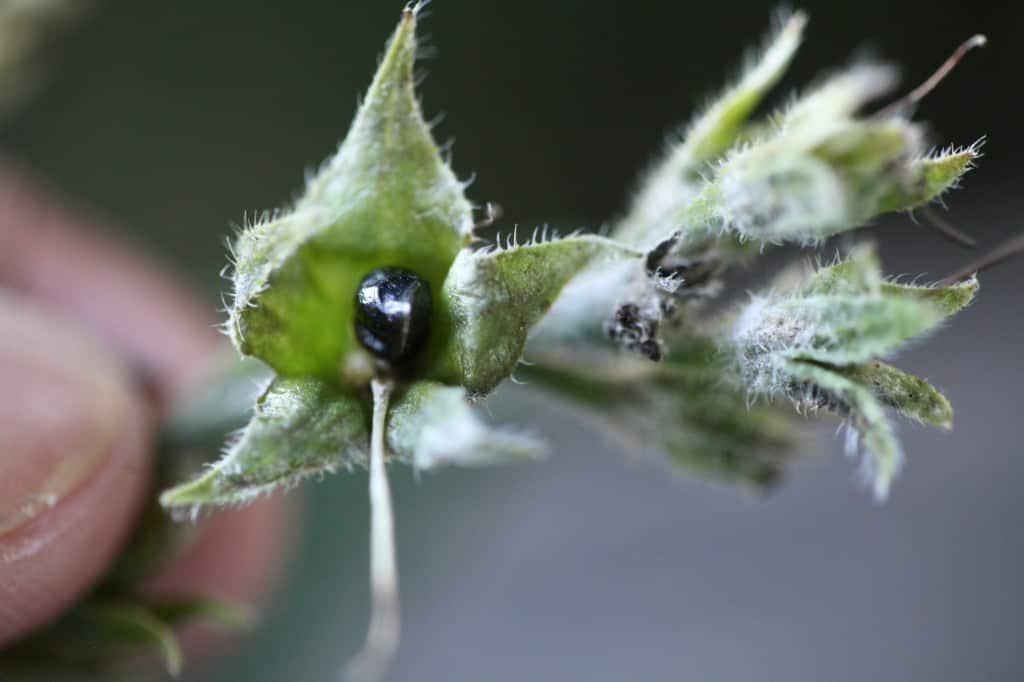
[227, 9, 472, 380]
[726, 245, 978, 498]
[163, 9, 610, 510]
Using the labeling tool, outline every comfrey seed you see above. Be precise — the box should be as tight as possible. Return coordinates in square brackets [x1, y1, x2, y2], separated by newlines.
[354, 267, 432, 369]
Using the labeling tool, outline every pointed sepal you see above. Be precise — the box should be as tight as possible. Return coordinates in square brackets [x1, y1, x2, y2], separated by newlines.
[877, 144, 980, 213]
[387, 381, 544, 470]
[726, 244, 976, 498]
[227, 8, 473, 377]
[160, 377, 369, 510]
[835, 361, 953, 429]
[523, 338, 799, 491]
[784, 358, 902, 500]
[731, 245, 977, 370]
[672, 67, 979, 251]
[617, 11, 806, 247]
[435, 234, 641, 395]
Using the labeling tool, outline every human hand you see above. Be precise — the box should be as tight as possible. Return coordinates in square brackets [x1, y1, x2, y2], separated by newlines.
[0, 165, 293, 667]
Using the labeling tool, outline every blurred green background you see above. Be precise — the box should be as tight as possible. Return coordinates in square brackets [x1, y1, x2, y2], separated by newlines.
[3, 1, 1023, 680]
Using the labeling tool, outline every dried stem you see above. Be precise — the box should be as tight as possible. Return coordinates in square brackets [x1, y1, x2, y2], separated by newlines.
[344, 378, 400, 682]
[920, 206, 977, 248]
[939, 231, 1024, 285]
[875, 34, 986, 118]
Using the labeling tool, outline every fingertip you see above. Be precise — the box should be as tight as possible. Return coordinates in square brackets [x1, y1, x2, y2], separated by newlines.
[0, 293, 151, 645]
[0, 163, 220, 402]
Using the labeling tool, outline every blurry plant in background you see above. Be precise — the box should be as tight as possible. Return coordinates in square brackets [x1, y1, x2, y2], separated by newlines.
[0, 1, 1014, 681]
[0, 0, 87, 118]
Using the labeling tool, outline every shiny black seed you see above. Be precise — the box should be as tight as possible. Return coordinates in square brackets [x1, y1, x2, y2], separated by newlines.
[354, 267, 432, 368]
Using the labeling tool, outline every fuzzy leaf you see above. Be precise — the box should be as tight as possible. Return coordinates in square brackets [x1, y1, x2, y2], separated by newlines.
[799, 245, 882, 296]
[617, 11, 806, 247]
[835, 361, 953, 429]
[435, 234, 641, 395]
[784, 359, 902, 499]
[799, 245, 979, 315]
[732, 247, 977, 372]
[733, 289, 941, 370]
[880, 275, 979, 317]
[524, 338, 798, 490]
[784, 63, 897, 125]
[526, 258, 639, 349]
[876, 146, 979, 213]
[683, 12, 807, 164]
[160, 377, 368, 510]
[227, 9, 472, 378]
[726, 246, 976, 498]
[686, 121, 920, 247]
[387, 381, 544, 470]
[672, 66, 979, 251]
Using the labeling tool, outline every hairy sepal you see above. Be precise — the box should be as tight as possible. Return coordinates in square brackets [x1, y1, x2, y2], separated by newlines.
[732, 246, 977, 372]
[387, 381, 544, 470]
[728, 245, 977, 498]
[617, 11, 806, 248]
[784, 358, 902, 500]
[227, 11, 472, 378]
[160, 377, 369, 511]
[835, 361, 953, 429]
[436, 234, 642, 396]
[673, 68, 979, 251]
[524, 338, 798, 490]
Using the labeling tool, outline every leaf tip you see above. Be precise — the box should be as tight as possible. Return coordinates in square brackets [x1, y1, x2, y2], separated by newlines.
[159, 471, 218, 511]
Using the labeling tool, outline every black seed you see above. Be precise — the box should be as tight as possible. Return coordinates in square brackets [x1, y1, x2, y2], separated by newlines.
[354, 267, 432, 368]
[638, 340, 662, 361]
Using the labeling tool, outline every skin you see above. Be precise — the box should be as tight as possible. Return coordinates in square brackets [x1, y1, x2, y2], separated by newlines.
[0, 163, 294, 660]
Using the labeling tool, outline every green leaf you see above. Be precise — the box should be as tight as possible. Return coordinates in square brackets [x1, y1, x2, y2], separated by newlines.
[734, 289, 941, 368]
[668, 65, 979, 251]
[686, 121, 921, 247]
[387, 381, 544, 470]
[616, 11, 806, 247]
[435, 234, 641, 395]
[151, 595, 256, 632]
[160, 376, 369, 510]
[726, 246, 976, 498]
[798, 245, 979, 315]
[526, 258, 639, 350]
[880, 275, 979, 317]
[785, 359, 902, 499]
[876, 145, 980, 213]
[524, 338, 798, 491]
[227, 9, 473, 378]
[731, 246, 977, 369]
[682, 12, 807, 165]
[834, 361, 953, 429]
[783, 63, 897, 125]
[799, 244, 882, 296]
[0, 592, 254, 680]
[89, 603, 184, 677]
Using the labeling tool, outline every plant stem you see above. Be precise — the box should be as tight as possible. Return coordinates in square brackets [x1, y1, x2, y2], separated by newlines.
[344, 378, 399, 682]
